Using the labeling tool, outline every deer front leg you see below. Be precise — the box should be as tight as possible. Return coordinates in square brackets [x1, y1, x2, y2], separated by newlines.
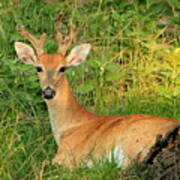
[52, 144, 80, 168]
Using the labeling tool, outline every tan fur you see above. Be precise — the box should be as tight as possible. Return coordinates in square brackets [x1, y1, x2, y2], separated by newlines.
[15, 38, 179, 169]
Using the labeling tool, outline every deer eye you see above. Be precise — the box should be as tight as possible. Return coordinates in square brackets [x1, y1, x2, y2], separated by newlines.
[58, 67, 66, 73]
[36, 67, 43, 72]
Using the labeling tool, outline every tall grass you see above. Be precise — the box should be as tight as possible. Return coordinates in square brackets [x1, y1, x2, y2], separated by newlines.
[0, 0, 179, 179]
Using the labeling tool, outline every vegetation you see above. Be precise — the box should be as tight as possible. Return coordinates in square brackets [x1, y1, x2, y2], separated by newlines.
[0, 0, 179, 179]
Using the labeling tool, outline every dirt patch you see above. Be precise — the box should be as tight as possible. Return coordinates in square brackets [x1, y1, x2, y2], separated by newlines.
[142, 125, 180, 180]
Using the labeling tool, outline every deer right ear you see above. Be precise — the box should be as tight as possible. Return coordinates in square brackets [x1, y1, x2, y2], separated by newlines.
[14, 42, 37, 65]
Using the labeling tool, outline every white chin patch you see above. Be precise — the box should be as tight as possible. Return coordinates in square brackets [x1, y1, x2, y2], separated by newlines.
[107, 146, 124, 167]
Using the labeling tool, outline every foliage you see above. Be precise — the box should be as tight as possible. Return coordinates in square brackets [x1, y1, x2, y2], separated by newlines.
[0, 0, 179, 179]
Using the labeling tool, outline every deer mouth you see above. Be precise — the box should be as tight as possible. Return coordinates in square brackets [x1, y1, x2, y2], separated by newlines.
[42, 87, 56, 100]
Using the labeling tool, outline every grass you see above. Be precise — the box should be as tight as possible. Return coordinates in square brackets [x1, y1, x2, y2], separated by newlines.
[0, 0, 179, 179]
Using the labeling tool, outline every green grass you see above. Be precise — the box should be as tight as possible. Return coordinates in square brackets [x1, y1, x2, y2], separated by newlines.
[0, 0, 179, 179]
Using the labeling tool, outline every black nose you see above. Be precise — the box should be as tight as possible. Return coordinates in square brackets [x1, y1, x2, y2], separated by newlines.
[42, 87, 56, 99]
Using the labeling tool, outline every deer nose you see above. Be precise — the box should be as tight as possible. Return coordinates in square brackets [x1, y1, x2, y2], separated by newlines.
[42, 87, 56, 99]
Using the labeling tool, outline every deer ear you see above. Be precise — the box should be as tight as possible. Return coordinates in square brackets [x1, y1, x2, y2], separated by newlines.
[15, 42, 37, 65]
[66, 44, 91, 67]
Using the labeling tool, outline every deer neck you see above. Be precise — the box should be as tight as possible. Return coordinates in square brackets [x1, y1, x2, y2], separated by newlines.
[45, 75, 94, 144]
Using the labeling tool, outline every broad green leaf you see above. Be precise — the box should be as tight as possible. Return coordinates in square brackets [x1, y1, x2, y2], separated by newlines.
[105, 71, 123, 81]
[77, 81, 94, 94]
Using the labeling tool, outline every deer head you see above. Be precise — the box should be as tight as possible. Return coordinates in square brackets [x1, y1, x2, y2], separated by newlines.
[15, 25, 91, 100]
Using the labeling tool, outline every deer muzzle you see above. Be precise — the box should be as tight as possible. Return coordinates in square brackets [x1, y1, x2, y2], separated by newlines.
[42, 87, 56, 100]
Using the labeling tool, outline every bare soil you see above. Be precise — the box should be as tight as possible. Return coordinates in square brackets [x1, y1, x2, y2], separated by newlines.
[142, 125, 180, 180]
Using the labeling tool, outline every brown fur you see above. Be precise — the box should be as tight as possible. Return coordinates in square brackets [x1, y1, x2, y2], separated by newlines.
[15, 43, 179, 169]
[38, 55, 179, 167]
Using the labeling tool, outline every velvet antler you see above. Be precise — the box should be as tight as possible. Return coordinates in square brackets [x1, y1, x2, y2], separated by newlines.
[56, 26, 76, 56]
[16, 25, 46, 55]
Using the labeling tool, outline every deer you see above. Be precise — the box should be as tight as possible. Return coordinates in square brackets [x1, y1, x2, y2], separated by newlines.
[14, 25, 179, 168]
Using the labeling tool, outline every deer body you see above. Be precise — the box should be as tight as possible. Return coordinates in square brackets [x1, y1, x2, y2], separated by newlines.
[15, 26, 179, 168]
[46, 74, 177, 167]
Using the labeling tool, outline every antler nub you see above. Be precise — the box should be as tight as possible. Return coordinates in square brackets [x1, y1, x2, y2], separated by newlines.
[16, 25, 46, 56]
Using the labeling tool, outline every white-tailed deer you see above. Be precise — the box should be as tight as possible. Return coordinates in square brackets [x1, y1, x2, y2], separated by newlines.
[15, 25, 179, 168]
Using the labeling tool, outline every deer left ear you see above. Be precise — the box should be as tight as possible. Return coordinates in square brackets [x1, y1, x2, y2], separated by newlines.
[66, 44, 91, 67]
